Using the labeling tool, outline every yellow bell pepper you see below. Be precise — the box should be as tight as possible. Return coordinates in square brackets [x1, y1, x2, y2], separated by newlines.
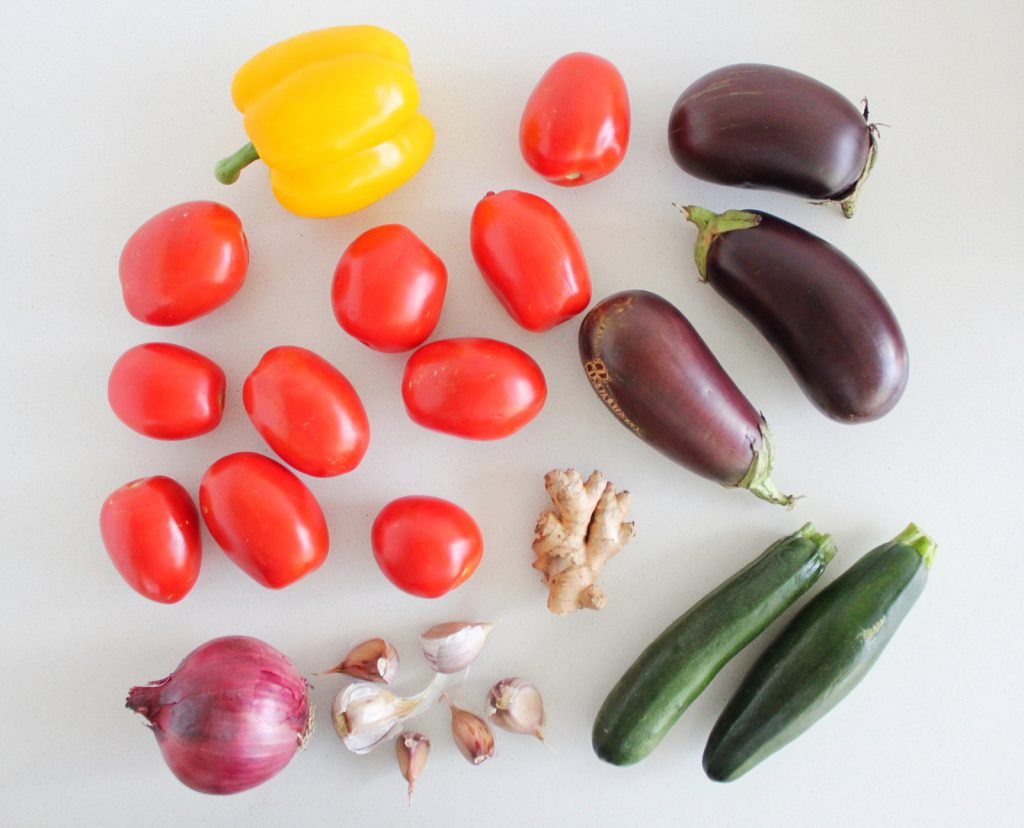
[215, 25, 434, 218]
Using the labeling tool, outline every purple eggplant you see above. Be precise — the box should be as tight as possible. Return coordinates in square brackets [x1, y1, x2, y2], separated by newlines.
[668, 64, 877, 218]
[681, 205, 908, 423]
[579, 290, 793, 506]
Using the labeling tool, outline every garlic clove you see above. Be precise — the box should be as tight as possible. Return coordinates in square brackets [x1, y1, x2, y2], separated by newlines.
[420, 621, 494, 674]
[396, 731, 430, 803]
[446, 695, 495, 765]
[320, 638, 399, 683]
[331, 683, 409, 754]
[485, 678, 545, 741]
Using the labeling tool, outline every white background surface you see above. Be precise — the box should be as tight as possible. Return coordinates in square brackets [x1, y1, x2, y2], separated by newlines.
[3, 1, 1022, 825]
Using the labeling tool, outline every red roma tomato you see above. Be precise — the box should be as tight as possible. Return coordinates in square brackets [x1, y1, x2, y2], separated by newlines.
[402, 337, 546, 439]
[108, 342, 226, 439]
[243, 346, 370, 477]
[520, 52, 630, 186]
[119, 201, 248, 325]
[470, 190, 590, 332]
[371, 496, 483, 598]
[332, 224, 448, 352]
[100, 476, 201, 603]
[199, 452, 329, 589]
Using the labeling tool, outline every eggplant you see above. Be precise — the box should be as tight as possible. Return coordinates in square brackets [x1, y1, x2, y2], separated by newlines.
[579, 290, 793, 506]
[681, 206, 908, 423]
[668, 64, 877, 218]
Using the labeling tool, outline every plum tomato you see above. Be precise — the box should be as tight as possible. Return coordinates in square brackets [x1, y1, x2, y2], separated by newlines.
[243, 346, 370, 477]
[519, 52, 630, 186]
[371, 496, 483, 598]
[470, 190, 590, 332]
[100, 476, 201, 603]
[402, 337, 547, 439]
[108, 342, 226, 439]
[119, 201, 248, 325]
[199, 452, 329, 589]
[331, 224, 447, 353]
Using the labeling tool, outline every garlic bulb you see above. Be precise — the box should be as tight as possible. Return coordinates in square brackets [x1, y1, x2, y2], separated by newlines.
[485, 678, 545, 741]
[419, 622, 494, 674]
[332, 673, 446, 754]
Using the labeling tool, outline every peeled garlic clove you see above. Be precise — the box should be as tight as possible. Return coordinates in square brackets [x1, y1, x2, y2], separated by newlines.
[420, 622, 494, 674]
[486, 678, 545, 741]
[332, 682, 409, 754]
[396, 731, 430, 803]
[321, 638, 399, 683]
[446, 696, 495, 765]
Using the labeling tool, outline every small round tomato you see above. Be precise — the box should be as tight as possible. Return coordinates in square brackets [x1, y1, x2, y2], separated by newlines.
[470, 190, 590, 332]
[100, 476, 201, 603]
[108, 342, 226, 439]
[371, 496, 483, 598]
[199, 452, 329, 589]
[402, 337, 547, 439]
[519, 52, 630, 186]
[243, 346, 370, 477]
[332, 224, 447, 352]
[119, 201, 248, 325]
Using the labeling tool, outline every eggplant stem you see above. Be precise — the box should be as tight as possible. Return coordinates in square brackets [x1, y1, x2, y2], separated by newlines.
[735, 418, 797, 508]
[675, 204, 761, 280]
[837, 127, 879, 218]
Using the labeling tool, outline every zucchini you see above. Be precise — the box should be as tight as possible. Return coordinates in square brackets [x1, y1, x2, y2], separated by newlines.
[703, 523, 937, 782]
[592, 524, 836, 766]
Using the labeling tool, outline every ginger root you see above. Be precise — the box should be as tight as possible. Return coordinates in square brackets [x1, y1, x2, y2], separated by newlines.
[532, 469, 635, 614]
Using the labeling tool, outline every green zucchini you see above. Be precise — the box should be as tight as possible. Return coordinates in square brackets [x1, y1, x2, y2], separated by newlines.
[592, 523, 836, 766]
[703, 523, 937, 782]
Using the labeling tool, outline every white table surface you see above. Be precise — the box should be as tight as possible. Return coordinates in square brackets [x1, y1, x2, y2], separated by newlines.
[4, 1, 1022, 824]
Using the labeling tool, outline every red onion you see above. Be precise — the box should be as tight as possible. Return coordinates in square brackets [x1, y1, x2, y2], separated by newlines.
[126, 636, 311, 794]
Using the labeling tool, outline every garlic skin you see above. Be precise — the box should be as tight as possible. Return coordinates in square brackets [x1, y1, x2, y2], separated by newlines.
[420, 622, 494, 674]
[321, 638, 399, 683]
[446, 696, 495, 765]
[396, 732, 430, 803]
[486, 678, 545, 741]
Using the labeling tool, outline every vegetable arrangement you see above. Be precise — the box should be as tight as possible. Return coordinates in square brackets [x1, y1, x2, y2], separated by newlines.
[100, 21, 938, 799]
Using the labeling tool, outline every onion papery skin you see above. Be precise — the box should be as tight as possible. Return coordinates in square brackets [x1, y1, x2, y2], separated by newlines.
[126, 636, 311, 794]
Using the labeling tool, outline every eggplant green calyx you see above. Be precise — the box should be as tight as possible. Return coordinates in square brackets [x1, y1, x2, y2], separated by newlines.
[676, 204, 761, 281]
[837, 119, 880, 218]
[891, 522, 937, 570]
[215, 142, 261, 185]
[735, 417, 797, 508]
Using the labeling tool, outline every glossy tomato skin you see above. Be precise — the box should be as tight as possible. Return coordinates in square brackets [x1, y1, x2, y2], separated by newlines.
[402, 337, 547, 439]
[470, 190, 591, 332]
[243, 346, 370, 477]
[100, 476, 201, 603]
[372, 496, 483, 598]
[199, 452, 329, 589]
[119, 201, 248, 325]
[332, 224, 448, 352]
[108, 342, 226, 439]
[520, 52, 630, 186]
